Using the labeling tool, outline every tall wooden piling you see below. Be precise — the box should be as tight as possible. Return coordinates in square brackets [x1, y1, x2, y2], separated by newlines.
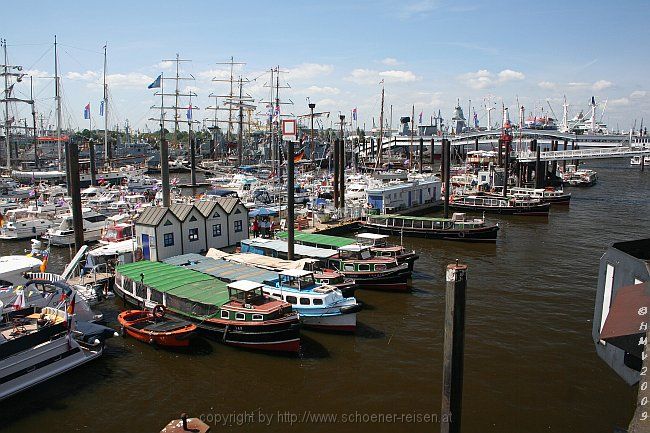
[441, 138, 447, 181]
[68, 138, 85, 252]
[535, 146, 542, 188]
[441, 260, 468, 433]
[287, 139, 295, 260]
[503, 134, 511, 197]
[497, 138, 503, 167]
[419, 137, 424, 173]
[474, 137, 479, 152]
[430, 138, 435, 168]
[88, 139, 97, 186]
[339, 137, 345, 209]
[190, 133, 197, 194]
[444, 139, 451, 218]
[333, 138, 340, 208]
[160, 124, 170, 207]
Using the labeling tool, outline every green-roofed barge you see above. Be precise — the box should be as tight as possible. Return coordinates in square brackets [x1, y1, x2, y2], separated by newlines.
[114, 261, 301, 353]
[360, 213, 499, 242]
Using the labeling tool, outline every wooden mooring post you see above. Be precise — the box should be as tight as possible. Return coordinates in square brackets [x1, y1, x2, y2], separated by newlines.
[441, 260, 468, 433]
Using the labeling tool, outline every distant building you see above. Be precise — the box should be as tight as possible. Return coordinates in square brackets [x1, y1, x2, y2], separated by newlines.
[593, 239, 649, 385]
[135, 197, 249, 262]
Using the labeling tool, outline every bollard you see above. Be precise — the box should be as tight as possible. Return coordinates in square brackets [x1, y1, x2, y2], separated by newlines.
[441, 260, 468, 433]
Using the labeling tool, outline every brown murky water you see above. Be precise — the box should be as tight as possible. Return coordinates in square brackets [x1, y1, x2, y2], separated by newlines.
[0, 158, 647, 433]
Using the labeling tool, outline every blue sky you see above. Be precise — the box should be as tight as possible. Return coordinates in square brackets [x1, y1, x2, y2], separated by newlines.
[3, 0, 649, 133]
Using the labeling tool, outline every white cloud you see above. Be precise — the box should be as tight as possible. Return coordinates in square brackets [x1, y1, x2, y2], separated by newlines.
[400, 0, 440, 18]
[379, 70, 418, 82]
[381, 57, 401, 66]
[195, 69, 232, 81]
[538, 81, 557, 90]
[630, 90, 647, 99]
[592, 80, 612, 91]
[347, 68, 420, 85]
[287, 63, 333, 80]
[498, 69, 525, 82]
[306, 85, 340, 95]
[458, 69, 525, 89]
[66, 70, 99, 81]
[609, 97, 629, 106]
[158, 61, 174, 70]
[26, 69, 50, 78]
[105, 72, 154, 88]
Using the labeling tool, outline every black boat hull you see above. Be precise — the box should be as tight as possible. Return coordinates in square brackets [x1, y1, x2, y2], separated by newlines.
[360, 222, 499, 242]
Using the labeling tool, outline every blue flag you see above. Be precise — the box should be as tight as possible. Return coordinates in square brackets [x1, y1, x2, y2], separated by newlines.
[84, 103, 90, 119]
[99, 100, 104, 116]
[186, 105, 192, 120]
[148, 74, 162, 89]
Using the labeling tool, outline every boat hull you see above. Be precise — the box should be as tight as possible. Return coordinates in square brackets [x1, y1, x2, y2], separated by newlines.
[449, 202, 550, 216]
[360, 222, 499, 242]
[114, 286, 301, 353]
[117, 310, 196, 348]
[301, 312, 357, 332]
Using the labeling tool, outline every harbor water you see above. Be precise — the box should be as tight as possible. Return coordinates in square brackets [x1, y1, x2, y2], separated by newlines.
[0, 158, 647, 433]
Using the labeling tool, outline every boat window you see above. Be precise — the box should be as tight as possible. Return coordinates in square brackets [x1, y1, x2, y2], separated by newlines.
[272, 293, 282, 299]
[150, 290, 163, 304]
[252, 314, 263, 321]
[313, 298, 323, 305]
[320, 279, 329, 284]
[344, 264, 355, 271]
[220, 310, 229, 319]
[235, 312, 246, 321]
[359, 264, 371, 271]
[299, 297, 310, 305]
[375, 264, 386, 271]
[286, 295, 297, 304]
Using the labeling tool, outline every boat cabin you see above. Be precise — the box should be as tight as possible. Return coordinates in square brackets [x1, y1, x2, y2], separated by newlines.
[278, 269, 317, 290]
[227, 280, 266, 306]
[337, 245, 373, 261]
[355, 233, 389, 247]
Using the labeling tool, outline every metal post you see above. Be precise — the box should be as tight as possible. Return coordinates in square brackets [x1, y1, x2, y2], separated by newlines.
[444, 139, 451, 219]
[440, 260, 467, 433]
[68, 138, 85, 252]
[309, 102, 316, 160]
[474, 137, 478, 152]
[441, 137, 446, 181]
[89, 139, 97, 186]
[333, 138, 339, 208]
[497, 138, 503, 167]
[287, 139, 295, 260]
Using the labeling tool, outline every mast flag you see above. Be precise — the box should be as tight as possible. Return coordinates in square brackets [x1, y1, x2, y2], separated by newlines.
[99, 100, 104, 116]
[186, 105, 192, 120]
[83, 103, 90, 119]
[419, 111, 423, 124]
[148, 74, 162, 89]
[352, 108, 357, 121]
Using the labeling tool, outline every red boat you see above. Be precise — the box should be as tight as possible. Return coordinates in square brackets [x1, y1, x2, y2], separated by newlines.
[118, 306, 196, 347]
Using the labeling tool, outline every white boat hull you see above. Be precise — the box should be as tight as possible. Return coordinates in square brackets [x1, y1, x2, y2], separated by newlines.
[0, 220, 54, 240]
[45, 227, 104, 246]
[0, 335, 102, 401]
[300, 311, 357, 331]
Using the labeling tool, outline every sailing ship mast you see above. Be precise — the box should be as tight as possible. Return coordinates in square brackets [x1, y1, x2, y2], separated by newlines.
[160, 54, 195, 149]
[376, 80, 385, 166]
[54, 36, 63, 170]
[103, 43, 108, 165]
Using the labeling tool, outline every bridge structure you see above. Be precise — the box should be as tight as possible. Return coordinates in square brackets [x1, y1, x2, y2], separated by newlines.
[515, 146, 650, 162]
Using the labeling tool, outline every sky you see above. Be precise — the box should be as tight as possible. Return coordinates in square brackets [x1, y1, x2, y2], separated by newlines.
[3, 0, 650, 135]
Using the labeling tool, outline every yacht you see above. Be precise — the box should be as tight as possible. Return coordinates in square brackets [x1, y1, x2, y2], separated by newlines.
[43, 209, 108, 246]
[0, 283, 116, 401]
[630, 155, 650, 166]
[0, 206, 59, 240]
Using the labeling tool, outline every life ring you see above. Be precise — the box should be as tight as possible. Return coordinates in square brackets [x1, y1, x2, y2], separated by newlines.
[152, 305, 166, 319]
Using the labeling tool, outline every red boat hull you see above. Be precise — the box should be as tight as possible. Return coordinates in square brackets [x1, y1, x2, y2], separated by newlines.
[118, 310, 196, 348]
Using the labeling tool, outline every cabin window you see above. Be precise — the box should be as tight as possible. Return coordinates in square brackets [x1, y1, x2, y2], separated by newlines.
[252, 314, 263, 321]
[234, 220, 243, 232]
[359, 264, 371, 271]
[188, 228, 199, 242]
[235, 312, 246, 321]
[220, 310, 229, 319]
[344, 264, 355, 271]
[163, 232, 174, 247]
[273, 293, 282, 299]
[286, 295, 297, 304]
[375, 264, 386, 271]
[313, 298, 323, 305]
[299, 298, 310, 305]
[212, 224, 222, 237]
[320, 279, 329, 285]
